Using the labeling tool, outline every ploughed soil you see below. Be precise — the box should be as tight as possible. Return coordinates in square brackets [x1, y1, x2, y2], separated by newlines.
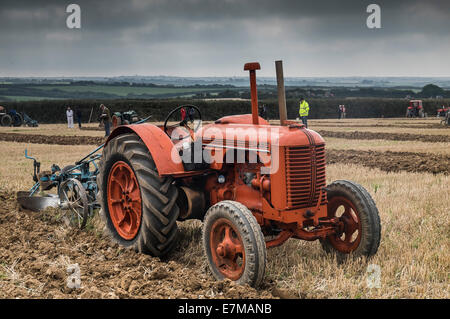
[0, 133, 104, 146]
[317, 130, 449, 143]
[0, 191, 276, 299]
[327, 150, 450, 175]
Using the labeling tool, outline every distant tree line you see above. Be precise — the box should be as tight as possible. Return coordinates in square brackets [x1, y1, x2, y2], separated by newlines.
[2, 97, 449, 124]
[1, 83, 449, 103]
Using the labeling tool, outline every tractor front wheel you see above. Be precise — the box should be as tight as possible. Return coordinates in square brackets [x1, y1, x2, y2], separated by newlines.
[202, 201, 266, 287]
[1, 114, 12, 127]
[320, 180, 381, 259]
[97, 133, 179, 257]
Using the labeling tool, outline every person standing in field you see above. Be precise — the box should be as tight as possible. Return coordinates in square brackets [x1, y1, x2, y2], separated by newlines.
[99, 104, 112, 137]
[299, 97, 309, 128]
[75, 108, 82, 128]
[180, 107, 187, 124]
[66, 107, 74, 128]
[338, 105, 343, 119]
[188, 106, 195, 123]
[259, 104, 267, 120]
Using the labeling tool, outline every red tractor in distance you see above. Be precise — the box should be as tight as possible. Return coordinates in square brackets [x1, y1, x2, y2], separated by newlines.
[437, 105, 449, 118]
[406, 100, 425, 118]
[97, 61, 381, 287]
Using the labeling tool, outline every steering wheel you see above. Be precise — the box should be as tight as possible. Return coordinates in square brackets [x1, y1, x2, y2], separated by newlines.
[164, 105, 202, 140]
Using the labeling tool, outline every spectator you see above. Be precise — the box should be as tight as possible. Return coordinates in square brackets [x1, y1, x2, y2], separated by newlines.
[342, 105, 346, 118]
[259, 104, 267, 120]
[298, 97, 309, 128]
[188, 106, 195, 123]
[75, 108, 82, 128]
[66, 107, 74, 128]
[180, 107, 187, 125]
[338, 105, 343, 119]
[99, 104, 112, 137]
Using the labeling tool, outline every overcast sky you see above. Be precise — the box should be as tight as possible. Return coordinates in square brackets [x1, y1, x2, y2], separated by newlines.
[0, 0, 449, 77]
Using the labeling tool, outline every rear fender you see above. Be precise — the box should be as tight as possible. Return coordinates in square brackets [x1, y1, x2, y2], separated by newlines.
[105, 124, 185, 176]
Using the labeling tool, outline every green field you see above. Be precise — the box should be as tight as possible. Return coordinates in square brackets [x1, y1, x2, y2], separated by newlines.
[0, 83, 239, 102]
[1, 95, 62, 101]
[31, 85, 224, 96]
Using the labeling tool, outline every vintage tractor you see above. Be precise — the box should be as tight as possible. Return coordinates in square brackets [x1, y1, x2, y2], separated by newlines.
[437, 105, 449, 118]
[0, 107, 23, 126]
[406, 100, 424, 118]
[98, 61, 381, 287]
[111, 110, 141, 128]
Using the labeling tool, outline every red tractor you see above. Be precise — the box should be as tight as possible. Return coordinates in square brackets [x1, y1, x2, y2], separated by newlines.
[437, 105, 449, 118]
[406, 100, 424, 118]
[97, 61, 381, 287]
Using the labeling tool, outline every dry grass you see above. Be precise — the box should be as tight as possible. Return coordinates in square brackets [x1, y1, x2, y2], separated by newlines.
[324, 137, 450, 156]
[0, 141, 95, 191]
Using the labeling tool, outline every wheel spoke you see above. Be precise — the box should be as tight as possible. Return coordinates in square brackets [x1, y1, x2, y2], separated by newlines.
[234, 244, 243, 255]
[110, 176, 124, 192]
[224, 226, 232, 243]
[128, 191, 140, 202]
[62, 189, 70, 203]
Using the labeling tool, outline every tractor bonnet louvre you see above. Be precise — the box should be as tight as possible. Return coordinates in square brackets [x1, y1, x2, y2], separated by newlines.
[285, 144, 326, 209]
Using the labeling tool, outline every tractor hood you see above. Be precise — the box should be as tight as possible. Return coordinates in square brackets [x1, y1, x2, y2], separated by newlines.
[199, 121, 325, 151]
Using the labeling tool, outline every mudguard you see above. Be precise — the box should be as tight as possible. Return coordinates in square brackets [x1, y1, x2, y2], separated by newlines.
[105, 124, 185, 176]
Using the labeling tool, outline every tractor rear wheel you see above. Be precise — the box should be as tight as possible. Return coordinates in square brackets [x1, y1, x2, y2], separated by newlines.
[320, 180, 381, 260]
[202, 200, 266, 287]
[97, 133, 179, 257]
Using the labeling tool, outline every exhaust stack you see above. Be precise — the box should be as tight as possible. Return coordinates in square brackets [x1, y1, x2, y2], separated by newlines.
[275, 60, 288, 126]
[244, 62, 261, 125]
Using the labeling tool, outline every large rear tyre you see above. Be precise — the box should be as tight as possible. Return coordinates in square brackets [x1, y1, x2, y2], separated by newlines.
[202, 200, 266, 287]
[320, 180, 381, 259]
[97, 133, 179, 257]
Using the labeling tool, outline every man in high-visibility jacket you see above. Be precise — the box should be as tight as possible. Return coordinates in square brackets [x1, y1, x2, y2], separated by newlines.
[299, 97, 309, 128]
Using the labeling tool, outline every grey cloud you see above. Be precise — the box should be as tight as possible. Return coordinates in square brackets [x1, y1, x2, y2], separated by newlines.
[0, 0, 449, 76]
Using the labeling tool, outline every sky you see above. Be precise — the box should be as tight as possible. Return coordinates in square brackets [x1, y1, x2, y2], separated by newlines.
[0, 0, 449, 77]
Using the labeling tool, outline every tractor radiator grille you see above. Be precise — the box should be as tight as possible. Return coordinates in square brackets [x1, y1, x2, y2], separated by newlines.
[285, 144, 326, 209]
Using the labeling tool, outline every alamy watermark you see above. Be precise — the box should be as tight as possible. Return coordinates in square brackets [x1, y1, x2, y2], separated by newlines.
[366, 4, 381, 29]
[66, 4, 81, 29]
[366, 263, 381, 288]
[67, 263, 81, 289]
[168, 121, 281, 174]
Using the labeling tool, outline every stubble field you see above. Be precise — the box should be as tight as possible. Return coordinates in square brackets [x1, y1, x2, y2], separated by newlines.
[0, 117, 448, 299]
